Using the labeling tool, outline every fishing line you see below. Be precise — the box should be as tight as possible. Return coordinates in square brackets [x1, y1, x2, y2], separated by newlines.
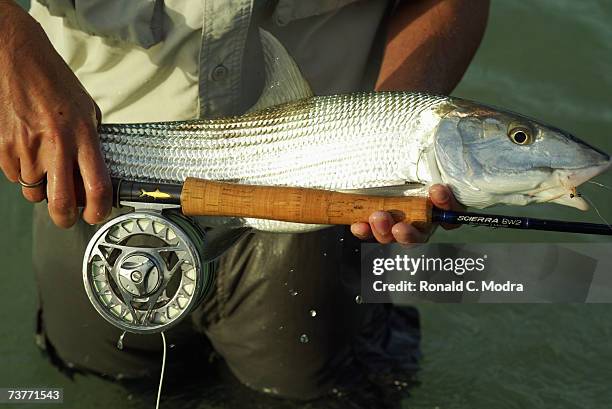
[582, 194, 612, 232]
[156, 332, 167, 409]
[588, 180, 612, 192]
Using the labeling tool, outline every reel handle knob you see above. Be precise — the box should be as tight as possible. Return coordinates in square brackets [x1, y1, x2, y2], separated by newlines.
[181, 178, 432, 228]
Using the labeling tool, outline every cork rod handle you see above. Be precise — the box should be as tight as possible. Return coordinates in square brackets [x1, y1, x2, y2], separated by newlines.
[181, 178, 432, 227]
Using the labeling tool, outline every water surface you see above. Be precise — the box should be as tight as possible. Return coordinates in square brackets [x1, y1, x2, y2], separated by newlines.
[1, 1, 611, 408]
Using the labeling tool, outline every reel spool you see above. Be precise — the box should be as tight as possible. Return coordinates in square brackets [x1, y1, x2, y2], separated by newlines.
[83, 208, 215, 334]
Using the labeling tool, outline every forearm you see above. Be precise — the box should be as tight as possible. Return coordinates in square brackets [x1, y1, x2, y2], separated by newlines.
[0, 0, 21, 14]
[375, 0, 489, 93]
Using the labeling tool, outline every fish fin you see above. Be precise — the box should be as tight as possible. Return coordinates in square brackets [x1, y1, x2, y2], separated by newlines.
[337, 183, 429, 197]
[248, 29, 313, 112]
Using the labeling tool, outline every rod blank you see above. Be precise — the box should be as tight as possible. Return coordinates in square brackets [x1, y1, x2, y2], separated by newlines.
[433, 208, 612, 235]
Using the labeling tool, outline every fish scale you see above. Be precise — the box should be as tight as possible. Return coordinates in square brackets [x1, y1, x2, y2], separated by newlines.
[100, 91, 444, 190]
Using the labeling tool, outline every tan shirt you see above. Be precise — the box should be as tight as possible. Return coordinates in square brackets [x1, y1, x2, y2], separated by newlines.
[30, 0, 389, 122]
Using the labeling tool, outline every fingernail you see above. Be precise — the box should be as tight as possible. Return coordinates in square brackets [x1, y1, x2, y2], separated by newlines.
[372, 213, 391, 236]
[432, 187, 449, 203]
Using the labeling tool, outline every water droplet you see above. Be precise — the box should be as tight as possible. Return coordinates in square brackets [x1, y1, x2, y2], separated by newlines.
[289, 269, 294, 273]
[116, 331, 126, 350]
[299, 334, 310, 343]
[289, 289, 299, 296]
[322, 252, 327, 257]
[354, 248, 360, 253]
[169, 344, 176, 349]
[309, 309, 317, 317]
[355, 295, 363, 304]
[339, 237, 344, 242]
[278, 325, 285, 330]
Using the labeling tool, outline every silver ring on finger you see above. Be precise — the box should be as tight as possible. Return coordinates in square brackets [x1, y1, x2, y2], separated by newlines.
[18, 172, 47, 188]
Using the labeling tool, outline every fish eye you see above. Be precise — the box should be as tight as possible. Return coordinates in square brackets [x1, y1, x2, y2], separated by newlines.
[508, 127, 533, 145]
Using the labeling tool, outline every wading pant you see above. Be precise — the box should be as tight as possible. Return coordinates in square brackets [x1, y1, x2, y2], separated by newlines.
[32, 204, 420, 400]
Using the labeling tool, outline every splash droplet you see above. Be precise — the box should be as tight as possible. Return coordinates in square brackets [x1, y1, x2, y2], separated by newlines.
[309, 309, 317, 317]
[116, 331, 126, 350]
[289, 289, 298, 296]
[322, 252, 327, 257]
[355, 295, 363, 304]
[354, 248, 360, 253]
[339, 237, 344, 242]
[299, 334, 310, 343]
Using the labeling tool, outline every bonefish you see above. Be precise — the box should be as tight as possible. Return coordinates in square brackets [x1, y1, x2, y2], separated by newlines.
[98, 30, 610, 232]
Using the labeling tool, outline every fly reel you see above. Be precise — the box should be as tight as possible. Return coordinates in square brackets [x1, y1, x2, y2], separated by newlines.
[83, 206, 216, 334]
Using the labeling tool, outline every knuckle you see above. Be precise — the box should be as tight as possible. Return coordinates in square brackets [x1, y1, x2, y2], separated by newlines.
[22, 190, 45, 203]
[0, 163, 18, 183]
[0, 138, 15, 156]
[45, 128, 69, 150]
[86, 179, 112, 201]
[73, 118, 98, 140]
[49, 194, 75, 216]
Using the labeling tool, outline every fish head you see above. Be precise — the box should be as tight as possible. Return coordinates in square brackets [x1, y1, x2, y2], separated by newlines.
[433, 99, 610, 210]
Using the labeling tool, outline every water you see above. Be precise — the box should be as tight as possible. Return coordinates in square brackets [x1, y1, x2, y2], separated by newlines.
[1, 0, 612, 408]
[117, 332, 127, 350]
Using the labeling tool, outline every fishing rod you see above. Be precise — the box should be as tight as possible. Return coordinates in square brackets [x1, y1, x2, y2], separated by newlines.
[83, 177, 610, 335]
[113, 178, 612, 236]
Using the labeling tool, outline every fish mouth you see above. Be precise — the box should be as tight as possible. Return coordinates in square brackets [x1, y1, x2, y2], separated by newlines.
[527, 161, 611, 211]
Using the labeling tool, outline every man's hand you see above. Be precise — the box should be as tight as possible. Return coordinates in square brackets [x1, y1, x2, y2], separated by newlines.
[0, 0, 111, 228]
[350, 184, 463, 244]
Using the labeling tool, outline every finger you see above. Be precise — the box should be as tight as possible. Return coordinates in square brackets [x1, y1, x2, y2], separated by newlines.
[46, 152, 78, 228]
[350, 222, 373, 240]
[0, 151, 20, 183]
[429, 184, 463, 230]
[76, 135, 112, 224]
[429, 184, 462, 210]
[391, 222, 429, 244]
[19, 156, 47, 203]
[369, 211, 395, 244]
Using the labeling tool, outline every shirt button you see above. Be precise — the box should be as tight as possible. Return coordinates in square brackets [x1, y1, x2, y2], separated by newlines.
[211, 64, 228, 81]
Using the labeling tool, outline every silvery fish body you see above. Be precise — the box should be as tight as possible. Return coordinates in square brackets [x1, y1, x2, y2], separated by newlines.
[100, 92, 446, 232]
[98, 30, 610, 232]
